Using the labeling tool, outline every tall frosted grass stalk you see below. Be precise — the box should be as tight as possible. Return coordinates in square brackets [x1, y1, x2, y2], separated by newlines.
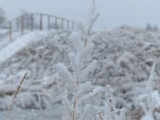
[6, 72, 27, 120]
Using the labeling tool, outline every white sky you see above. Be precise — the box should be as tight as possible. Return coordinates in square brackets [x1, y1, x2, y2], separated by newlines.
[0, 0, 160, 29]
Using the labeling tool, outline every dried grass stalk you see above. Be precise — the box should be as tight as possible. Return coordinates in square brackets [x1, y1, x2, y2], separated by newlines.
[6, 72, 27, 120]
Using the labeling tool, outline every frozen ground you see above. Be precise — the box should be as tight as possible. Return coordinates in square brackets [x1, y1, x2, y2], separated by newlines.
[0, 26, 160, 119]
[0, 105, 62, 120]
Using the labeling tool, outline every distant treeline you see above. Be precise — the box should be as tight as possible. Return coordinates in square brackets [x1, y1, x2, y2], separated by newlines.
[146, 23, 159, 32]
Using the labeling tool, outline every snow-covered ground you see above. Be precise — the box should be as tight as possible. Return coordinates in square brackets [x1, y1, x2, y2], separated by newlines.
[0, 105, 62, 120]
[0, 26, 160, 119]
[0, 32, 49, 62]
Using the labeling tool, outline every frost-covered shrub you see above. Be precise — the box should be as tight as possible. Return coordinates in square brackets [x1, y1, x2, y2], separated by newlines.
[56, 0, 126, 119]
[57, 30, 104, 119]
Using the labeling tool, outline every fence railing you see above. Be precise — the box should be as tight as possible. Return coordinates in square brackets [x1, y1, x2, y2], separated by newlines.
[0, 13, 76, 40]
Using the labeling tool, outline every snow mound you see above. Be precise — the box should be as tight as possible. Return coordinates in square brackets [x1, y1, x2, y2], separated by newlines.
[0, 31, 48, 63]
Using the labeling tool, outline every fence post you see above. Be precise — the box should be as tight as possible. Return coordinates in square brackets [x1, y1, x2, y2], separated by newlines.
[72, 22, 74, 29]
[9, 21, 12, 40]
[31, 14, 34, 31]
[67, 20, 69, 29]
[16, 17, 19, 30]
[61, 18, 63, 29]
[55, 17, 57, 29]
[40, 14, 43, 31]
[21, 15, 24, 35]
[48, 15, 50, 31]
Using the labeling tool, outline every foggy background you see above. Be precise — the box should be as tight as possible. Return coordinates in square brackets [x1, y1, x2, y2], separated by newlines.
[0, 0, 159, 29]
[0, 1, 160, 120]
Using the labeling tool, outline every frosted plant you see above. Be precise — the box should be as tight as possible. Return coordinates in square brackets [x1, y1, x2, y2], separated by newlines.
[78, 0, 99, 48]
[56, 1, 103, 119]
[146, 62, 156, 93]
[136, 62, 160, 120]
[96, 85, 126, 120]
[57, 32, 103, 120]
[56, 0, 126, 120]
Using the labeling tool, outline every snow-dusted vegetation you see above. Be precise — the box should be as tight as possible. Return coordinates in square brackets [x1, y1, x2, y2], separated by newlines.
[1, 27, 160, 120]
[0, 0, 160, 120]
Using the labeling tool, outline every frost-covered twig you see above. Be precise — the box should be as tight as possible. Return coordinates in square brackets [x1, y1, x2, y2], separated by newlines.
[101, 85, 126, 120]
[77, 0, 99, 48]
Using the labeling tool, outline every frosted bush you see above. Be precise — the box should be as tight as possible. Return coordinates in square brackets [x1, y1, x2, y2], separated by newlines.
[56, 0, 126, 120]
[56, 30, 103, 120]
